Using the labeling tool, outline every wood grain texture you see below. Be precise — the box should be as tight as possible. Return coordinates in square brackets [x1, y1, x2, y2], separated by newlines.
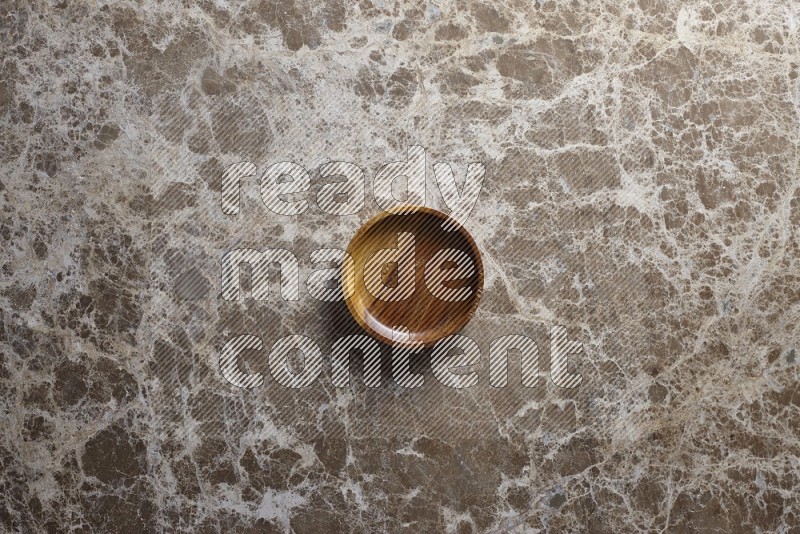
[344, 206, 484, 347]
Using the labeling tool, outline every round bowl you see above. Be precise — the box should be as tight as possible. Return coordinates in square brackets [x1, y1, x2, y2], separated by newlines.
[344, 206, 483, 347]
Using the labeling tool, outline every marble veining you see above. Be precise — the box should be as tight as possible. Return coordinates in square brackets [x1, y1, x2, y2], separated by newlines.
[0, 0, 798, 531]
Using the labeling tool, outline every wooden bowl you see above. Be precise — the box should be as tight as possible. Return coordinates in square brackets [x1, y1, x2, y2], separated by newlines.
[344, 206, 483, 347]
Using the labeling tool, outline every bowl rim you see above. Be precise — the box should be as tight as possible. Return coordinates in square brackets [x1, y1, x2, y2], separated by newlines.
[343, 205, 484, 348]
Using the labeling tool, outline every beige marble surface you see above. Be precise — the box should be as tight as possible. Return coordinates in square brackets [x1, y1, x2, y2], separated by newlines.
[1, 0, 798, 531]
